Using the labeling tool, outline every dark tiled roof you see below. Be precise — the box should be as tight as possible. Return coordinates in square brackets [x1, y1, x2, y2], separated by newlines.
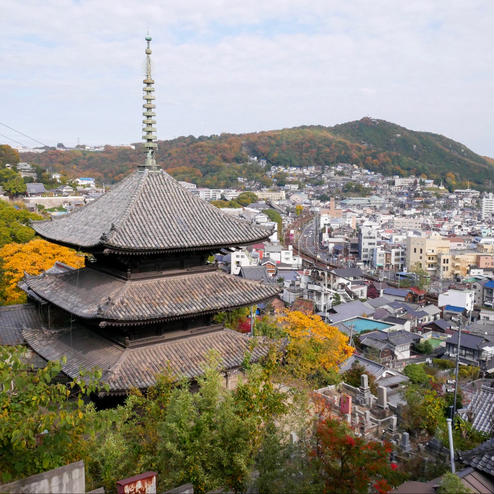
[425, 319, 451, 331]
[458, 438, 494, 477]
[360, 330, 420, 346]
[26, 183, 46, 195]
[22, 326, 270, 393]
[383, 287, 411, 297]
[33, 169, 271, 253]
[367, 296, 394, 308]
[446, 332, 489, 350]
[0, 304, 41, 345]
[25, 268, 280, 324]
[332, 267, 364, 279]
[328, 300, 375, 323]
[239, 266, 272, 283]
[338, 354, 386, 378]
[459, 385, 494, 435]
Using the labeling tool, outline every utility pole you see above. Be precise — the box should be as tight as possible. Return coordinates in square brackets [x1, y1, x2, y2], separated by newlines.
[452, 313, 464, 417]
[446, 416, 456, 473]
[250, 305, 255, 337]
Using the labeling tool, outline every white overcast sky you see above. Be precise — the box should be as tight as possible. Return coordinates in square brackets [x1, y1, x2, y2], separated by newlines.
[1, 0, 493, 156]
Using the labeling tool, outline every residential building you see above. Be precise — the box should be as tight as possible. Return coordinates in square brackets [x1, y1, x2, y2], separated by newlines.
[256, 190, 286, 201]
[358, 225, 378, 264]
[359, 330, 420, 363]
[16, 162, 36, 179]
[230, 249, 257, 275]
[75, 177, 96, 187]
[438, 289, 475, 312]
[192, 188, 224, 201]
[406, 236, 450, 277]
[483, 280, 494, 307]
[444, 332, 494, 372]
[481, 192, 494, 221]
[26, 183, 46, 196]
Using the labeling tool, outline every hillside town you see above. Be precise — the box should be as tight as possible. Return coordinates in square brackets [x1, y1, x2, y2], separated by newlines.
[1, 151, 493, 493]
[0, 29, 493, 494]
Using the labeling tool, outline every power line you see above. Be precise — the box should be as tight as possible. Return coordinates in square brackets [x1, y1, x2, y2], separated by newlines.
[0, 131, 27, 148]
[0, 122, 49, 148]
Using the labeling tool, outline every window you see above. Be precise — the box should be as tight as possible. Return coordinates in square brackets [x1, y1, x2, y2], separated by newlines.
[420, 248, 423, 254]
[414, 248, 417, 253]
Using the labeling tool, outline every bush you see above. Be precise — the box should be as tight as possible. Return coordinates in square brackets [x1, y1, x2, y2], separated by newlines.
[414, 340, 434, 354]
[433, 358, 455, 370]
[458, 365, 480, 381]
[403, 364, 430, 386]
[438, 472, 473, 494]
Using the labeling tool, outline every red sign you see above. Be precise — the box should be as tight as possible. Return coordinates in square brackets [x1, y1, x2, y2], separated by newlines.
[116, 472, 157, 494]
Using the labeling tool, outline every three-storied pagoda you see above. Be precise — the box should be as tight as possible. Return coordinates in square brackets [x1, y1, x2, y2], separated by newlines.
[0, 37, 279, 395]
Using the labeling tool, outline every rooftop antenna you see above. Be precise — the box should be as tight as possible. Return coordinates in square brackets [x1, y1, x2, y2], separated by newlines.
[141, 35, 158, 169]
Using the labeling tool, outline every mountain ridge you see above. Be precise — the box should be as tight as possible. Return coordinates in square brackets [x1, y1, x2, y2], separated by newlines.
[19, 117, 493, 190]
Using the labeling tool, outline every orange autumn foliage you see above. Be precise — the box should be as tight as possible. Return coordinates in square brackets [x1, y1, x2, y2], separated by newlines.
[0, 239, 85, 305]
[278, 310, 354, 380]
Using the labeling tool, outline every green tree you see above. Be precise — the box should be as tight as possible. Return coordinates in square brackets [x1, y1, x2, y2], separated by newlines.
[0, 201, 42, 247]
[414, 340, 434, 354]
[403, 363, 430, 385]
[158, 355, 286, 494]
[0, 168, 27, 197]
[0, 144, 20, 167]
[342, 362, 378, 394]
[262, 209, 282, 240]
[403, 386, 445, 435]
[438, 472, 472, 494]
[236, 192, 258, 206]
[256, 420, 322, 494]
[0, 347, 103, 484]
[411, 262, 430, 290]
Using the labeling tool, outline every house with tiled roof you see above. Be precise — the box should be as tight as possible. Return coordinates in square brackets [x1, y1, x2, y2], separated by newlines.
[459, 385, 494, 434]
[359, 330, 420, 362]
[0, 38, 280, 397]
[444, 332, 494, 372]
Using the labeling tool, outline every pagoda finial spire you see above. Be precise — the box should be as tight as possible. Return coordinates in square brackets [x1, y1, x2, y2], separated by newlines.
[142, 35, 158, 169]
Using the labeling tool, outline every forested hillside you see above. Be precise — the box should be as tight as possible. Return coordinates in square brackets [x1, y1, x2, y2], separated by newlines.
[20, 118, 493, 189]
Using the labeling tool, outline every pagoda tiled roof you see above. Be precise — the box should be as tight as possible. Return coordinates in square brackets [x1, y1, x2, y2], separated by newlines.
[0, 303, 40, 345]
[22, 326, 271, 394]
[32, 169, 271, 253]
[25, 267, 280, 324]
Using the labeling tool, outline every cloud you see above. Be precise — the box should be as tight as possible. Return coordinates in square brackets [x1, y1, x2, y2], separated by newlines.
[0, 0, 492, 156]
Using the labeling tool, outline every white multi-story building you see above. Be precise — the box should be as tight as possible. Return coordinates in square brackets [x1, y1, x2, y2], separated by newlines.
[193, 188, 224, 201]
[438, 289, 475, 312]
[230, 249, 257, 275]
[481, 193, 494, 220]
[358, 225, 378, 264]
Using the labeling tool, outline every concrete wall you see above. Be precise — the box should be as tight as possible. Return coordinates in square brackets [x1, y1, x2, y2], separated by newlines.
[23, 196, 86, 209]
[0, 461, 85, 494]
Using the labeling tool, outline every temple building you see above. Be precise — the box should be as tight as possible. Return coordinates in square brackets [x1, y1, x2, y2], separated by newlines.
[0, 37, 279, 396]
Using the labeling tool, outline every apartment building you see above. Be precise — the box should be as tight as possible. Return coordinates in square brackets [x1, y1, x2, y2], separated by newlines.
[256, 190, 286, 201]
[358, 225, 379, 264]
[406, 236, 450, 277]
[481, 192, 494, 221]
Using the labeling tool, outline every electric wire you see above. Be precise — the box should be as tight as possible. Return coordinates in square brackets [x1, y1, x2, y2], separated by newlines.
[0, 122, 50, 148]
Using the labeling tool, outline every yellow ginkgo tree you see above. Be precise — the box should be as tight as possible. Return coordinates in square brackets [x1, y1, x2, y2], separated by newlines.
[277, 310, 354, 384]
[0, 238, 85, 305]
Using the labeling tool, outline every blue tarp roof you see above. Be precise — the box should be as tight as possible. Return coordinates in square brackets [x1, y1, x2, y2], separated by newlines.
[444, 305, 465, 313]
[485, 280, 494, 288]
